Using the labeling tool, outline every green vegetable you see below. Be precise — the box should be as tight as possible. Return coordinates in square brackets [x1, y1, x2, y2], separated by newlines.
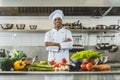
[11, 49, 27, 61]
[70, 50, 103, 60]
[0, 58, 13, 71]
[10, 57, 20, 63]
[17, 53, 26, 60]
[30, 63, 53, 68]
[28, 67, 54, 71]
[28, 63, 54, 71]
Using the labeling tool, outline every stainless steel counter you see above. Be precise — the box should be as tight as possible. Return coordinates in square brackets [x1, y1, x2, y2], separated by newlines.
[0, 71, 120, 80]
[0, 71, 120, 74]
[0, 63, 120, 80]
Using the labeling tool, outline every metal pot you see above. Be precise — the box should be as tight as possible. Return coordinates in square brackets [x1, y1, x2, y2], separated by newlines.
[100, 43, 105, 49]
[96, 43, 110, 50]
[104, 43, 110, 49]
[109, 25, 119, 29]
[70, 45, 84, 52]
[95, 43, 101, 50]
[108, 44, 119, 52]
[73, 45, 84, 50]
[96, 25, 107, 29]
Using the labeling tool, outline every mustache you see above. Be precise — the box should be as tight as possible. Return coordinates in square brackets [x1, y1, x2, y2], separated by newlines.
[56, 22, 62, 26]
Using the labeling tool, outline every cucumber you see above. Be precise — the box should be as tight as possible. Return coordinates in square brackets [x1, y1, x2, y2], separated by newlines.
[28, 67, 54, 71]
[30, 63, 53, 68]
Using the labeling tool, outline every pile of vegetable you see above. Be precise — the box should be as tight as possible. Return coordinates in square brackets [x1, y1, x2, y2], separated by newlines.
[49, 58, 70, 71]
[0, 49, 69, 71]
[70, 50, 111, 71]
[70, 50, 103, 60]
[80, 59, 111, 71]
[0, 49, 27, 71]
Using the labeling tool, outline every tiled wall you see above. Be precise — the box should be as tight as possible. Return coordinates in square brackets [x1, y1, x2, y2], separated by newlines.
[0, 32, 45, 46]
[0, 16, 120, 61]
[0, 16, 120, 46]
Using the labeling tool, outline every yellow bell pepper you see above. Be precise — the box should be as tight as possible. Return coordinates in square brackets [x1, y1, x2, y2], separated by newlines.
[13, 60, 25, 70]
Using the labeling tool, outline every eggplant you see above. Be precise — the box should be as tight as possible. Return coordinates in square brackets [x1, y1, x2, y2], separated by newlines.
[69, 59, 82, 71]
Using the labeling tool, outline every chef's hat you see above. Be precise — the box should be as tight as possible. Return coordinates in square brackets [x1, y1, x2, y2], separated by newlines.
[49, 9, 64, 21]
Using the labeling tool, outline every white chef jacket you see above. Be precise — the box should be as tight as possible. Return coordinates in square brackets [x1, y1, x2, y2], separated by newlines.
[44, 28, 73, 63]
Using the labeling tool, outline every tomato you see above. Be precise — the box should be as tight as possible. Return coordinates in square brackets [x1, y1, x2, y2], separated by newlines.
[49, 60, 56, 65]
[61, 58, 67, 64]
[53, 63, 59, 68]
[86, 62, 93, 71]
[80, 63, 87, 71]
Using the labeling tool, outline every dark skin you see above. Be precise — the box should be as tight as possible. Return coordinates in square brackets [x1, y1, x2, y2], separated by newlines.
[45, 17, 72, 47]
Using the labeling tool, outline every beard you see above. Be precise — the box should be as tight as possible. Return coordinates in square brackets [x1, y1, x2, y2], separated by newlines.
[55, 22, 62, 27]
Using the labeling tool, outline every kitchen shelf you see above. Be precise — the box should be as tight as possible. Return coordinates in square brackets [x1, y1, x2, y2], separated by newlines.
[0, 29, 49, 33]
[69, 29, 120, 33]
[0, 29, 119, 33]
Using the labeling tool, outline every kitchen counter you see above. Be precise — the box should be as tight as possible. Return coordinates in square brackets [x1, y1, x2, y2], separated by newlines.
[0, 71, 120, 80]
[0, 63, 120, 80]
[0, 70, 120, 74]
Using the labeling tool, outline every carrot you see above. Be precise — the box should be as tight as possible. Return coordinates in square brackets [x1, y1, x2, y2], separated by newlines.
[93, 64, 111, 71]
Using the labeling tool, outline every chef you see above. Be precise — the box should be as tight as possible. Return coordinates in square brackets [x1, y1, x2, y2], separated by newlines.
[44, 9, 73, 63]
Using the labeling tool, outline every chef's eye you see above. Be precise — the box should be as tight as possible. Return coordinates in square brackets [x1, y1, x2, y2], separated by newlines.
[54, 18, 62, 21]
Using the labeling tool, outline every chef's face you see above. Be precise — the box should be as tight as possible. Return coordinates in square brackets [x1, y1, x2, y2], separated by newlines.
[53, 17, 63, 29]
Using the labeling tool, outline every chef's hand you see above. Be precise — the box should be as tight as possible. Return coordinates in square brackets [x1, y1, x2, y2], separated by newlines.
[45, 42, 60, 47]
[65, 38, 72, 42]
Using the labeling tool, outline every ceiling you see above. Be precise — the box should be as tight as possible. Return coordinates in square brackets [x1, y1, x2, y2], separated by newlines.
[0, 0, 120, 7]
[0, 0, 120, 16]
[0, 7, 120, 16]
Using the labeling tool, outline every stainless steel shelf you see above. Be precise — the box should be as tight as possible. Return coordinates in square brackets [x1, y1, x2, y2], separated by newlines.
[0, 29, 119, 33]
[0, 29, 49, 33]
[69, 29, 120, 33]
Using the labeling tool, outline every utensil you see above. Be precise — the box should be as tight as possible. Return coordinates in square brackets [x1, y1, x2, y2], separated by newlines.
[0, 49, 6, 57]
[100, 43, 105, 49]
[96, 25, 107, 29]
[32, 56, 38, 63]
[108, 44, 118, 52]
[95, 56, 108, 65]
[104, 43, 110, 49]
[16, 24, 25, 30]
[108, 37, 119, 52]
[95, 43, 101, 50]
[95, 37, 103, 50]
[1, 23, 13, 29]
[29, 25, 37, 30]
[100, 56, 108, 64]
[72, 45, 84, 50]
[109, 25, 119, 29]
